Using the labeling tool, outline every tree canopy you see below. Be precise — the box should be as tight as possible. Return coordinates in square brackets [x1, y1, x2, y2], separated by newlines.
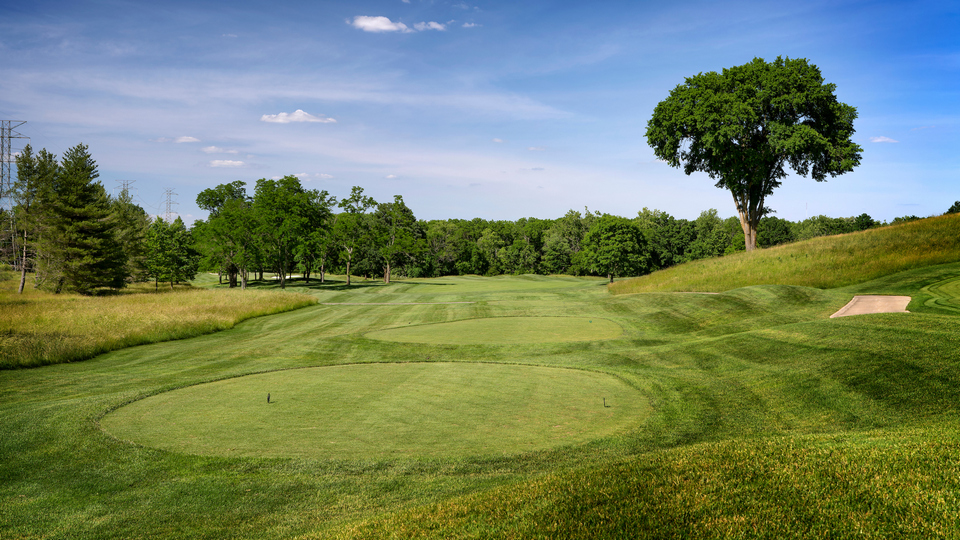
[646, 56, 863, 251]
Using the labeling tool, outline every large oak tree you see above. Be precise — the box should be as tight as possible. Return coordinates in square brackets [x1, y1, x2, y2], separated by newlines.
[646, 57, 863, 251]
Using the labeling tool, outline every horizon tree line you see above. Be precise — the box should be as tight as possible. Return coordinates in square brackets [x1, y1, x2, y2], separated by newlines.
[3, 144, 950, 294]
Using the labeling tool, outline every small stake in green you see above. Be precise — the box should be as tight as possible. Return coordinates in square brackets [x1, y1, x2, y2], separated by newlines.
[603, 397, 610, 408]
[267, 393, 271, 404]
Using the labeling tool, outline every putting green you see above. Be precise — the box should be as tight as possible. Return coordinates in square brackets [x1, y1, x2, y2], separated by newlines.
[102, 362, 649, 459]
[365, 316, 623, 344]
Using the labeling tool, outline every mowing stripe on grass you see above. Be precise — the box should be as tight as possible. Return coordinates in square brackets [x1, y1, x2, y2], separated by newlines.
[365, 316, 623, 344]
[321, 302, 476, 305]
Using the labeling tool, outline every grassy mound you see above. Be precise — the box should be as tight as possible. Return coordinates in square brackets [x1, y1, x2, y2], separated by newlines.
[102, 363, 648, 459]
[611, 213, 960, 294]
[365, 316, 623, 344]
[337, 429, 960, 539]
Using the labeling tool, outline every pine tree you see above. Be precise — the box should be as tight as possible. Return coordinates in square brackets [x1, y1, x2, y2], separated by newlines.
[44, 144, 126, 294]
[111, 188, 151, 282]
[12, 145, 57, 293]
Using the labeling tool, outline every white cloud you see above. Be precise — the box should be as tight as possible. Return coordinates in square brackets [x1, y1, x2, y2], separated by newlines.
[870, 136, 899, 143]
[911, 126, 935, 131]
[317, 173, 334, 179]
[202, 146, 238, 154]
[175, 136, 200, 143]
[260, 109, 337, 124]
[350, 16, 412, 33]
[209, 160, 245, 168]
[414, 21, 446, 31]
[386, 174, 398, 179]
[492, 138, 504, 143]
[527, 146, 545, 151]
[463, 22, 479, 28]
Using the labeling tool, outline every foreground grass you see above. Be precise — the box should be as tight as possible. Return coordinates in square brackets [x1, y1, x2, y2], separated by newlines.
[3, 265, 960, 538]
[0, 277, 316, 368]
[611, 212, 960, 294]
[337, 427, 960, 539]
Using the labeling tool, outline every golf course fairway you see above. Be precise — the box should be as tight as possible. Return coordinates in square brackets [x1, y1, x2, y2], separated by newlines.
[365, 316, 623, 344]
[102, 362, 649, 459]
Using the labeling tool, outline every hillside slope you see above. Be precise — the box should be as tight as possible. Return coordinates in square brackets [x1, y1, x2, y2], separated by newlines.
[611, 213, 960, 294]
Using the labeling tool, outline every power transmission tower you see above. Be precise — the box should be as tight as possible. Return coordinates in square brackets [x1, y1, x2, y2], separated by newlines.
[163, 188, 179, 223]
[1, 120, 29, 266]
[116, 179, 134, 194]
[1, 120, 29, 211]
[115, 179, 138, 203]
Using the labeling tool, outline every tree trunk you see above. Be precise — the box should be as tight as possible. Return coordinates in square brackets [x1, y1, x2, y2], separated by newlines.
[737, 213, 759, 251]
[320, 263, 325, 283]
[346, 259, 351, 286]
[384, 262, 391, 284]
[18, 230, 28, 294]
[241, 267, 247, 290]
[608, 273, 613, 283]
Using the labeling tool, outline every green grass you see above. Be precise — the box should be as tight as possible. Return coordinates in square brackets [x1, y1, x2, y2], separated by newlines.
[365, 316, 623, 344]
[102, 362, 649, 460]
[4, 254, 960, 537]
[610, 212, 960, 294]
[0, 276, 317, 368]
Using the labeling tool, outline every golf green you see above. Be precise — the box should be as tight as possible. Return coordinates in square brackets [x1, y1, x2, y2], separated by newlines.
[365, 316, 623, 344]
[102, 362, 649, 459]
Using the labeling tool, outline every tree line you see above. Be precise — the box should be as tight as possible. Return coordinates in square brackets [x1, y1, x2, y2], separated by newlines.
[190, 178, 924, 286]
[5, 143, 198, 294]
[3, 143, 950, 294]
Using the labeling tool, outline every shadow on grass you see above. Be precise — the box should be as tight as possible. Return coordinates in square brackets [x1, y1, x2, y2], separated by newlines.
[212, 278, 394, 292]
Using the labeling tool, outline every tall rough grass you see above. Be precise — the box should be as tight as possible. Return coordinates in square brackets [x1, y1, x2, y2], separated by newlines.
[611, 213, 960, 294]
[0, 279, 316, 369]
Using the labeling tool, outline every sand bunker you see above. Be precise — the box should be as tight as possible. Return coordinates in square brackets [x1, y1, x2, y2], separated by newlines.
[830, 295, 911, 318]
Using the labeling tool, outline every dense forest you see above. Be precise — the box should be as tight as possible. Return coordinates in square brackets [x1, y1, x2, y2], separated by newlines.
[3, 144, 944, 293]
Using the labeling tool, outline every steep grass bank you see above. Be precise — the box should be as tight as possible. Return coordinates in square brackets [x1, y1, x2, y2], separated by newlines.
[611, 213, 960, 294]
[0, 278, 316, 369]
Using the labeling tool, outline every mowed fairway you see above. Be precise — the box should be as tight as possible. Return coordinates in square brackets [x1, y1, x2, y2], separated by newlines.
[365, 316, 622, 344]
[103, 363, 647, 459]
[5, 268, 960, 538]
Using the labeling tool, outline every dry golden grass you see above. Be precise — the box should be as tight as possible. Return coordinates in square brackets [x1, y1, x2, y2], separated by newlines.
[611, 213, 960, 294]
[0, 278, 316, 368]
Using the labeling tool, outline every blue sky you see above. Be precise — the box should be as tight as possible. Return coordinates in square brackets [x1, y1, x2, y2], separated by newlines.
[1, 0, 957, 225]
